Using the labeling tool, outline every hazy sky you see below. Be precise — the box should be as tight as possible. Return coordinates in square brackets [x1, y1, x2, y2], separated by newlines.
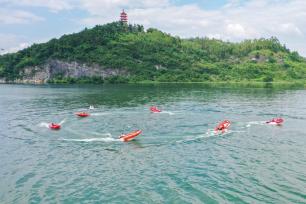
[0, 0, 306, 56]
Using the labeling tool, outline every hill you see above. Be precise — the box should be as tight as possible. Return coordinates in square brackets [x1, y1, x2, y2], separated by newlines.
[0, 22, 305, 84]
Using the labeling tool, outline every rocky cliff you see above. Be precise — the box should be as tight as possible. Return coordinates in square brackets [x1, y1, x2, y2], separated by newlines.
[1, 60, 128, 84]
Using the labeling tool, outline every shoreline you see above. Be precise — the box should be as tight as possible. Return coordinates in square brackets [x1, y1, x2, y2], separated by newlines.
[0, 80, 305, 88]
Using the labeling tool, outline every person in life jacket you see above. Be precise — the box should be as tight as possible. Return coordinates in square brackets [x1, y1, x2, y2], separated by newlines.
[150, 106, 161, 113]
[215, 120, 231, 133]
[266, 118, 284, 125]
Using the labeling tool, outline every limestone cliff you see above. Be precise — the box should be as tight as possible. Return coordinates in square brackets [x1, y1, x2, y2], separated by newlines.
[1, 60, 128, 84]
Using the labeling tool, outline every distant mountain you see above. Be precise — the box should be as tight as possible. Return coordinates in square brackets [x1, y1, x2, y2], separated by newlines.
[0, 22, 305, 84]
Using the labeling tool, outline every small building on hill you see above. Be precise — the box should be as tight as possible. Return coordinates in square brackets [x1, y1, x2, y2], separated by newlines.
[120, 9, 128, 23]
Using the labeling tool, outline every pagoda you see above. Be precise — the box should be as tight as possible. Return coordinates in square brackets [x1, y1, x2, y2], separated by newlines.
[120, 9, 128, 23]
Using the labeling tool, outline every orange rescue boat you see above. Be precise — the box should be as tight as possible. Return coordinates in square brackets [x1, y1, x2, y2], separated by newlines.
[215, 120, 231, 133]
[49, 123, 61, 130]
[150, 106, 161, 113]
[76, 112, 90, 117]
[266, 118, 284, 125]
[120, 130, 142, 142]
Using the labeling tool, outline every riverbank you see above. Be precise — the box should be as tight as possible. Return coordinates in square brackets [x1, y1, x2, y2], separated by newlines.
[137, 80, 306, 88]
[1, 79, 305, 89]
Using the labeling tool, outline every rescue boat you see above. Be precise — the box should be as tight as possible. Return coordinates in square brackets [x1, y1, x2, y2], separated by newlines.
[49, 123, 61, 130]
[150, 106, 161, 113]
[119, 130, 142, 142]
[76, 112, 90, 117]
[215, 120, 231, 133]
[266, 118, 284, 125]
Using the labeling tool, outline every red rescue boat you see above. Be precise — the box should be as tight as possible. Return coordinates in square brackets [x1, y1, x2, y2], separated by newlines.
[150, 106, 161, 113]
[49, 123, 61, 130]
[215, 120, 231, 133]
[120, 130, 142, 142]
[76, 112, 90, 117]
[266, 118, 284, 125]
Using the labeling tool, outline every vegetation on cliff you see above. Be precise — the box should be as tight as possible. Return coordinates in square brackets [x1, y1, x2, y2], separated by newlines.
[0, 22, 305, 83]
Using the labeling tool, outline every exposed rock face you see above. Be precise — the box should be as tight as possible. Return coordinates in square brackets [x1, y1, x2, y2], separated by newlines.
[1, 60, 129, 84]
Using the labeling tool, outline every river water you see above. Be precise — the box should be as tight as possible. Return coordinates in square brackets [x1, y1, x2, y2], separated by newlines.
[0, 84, 305, 203]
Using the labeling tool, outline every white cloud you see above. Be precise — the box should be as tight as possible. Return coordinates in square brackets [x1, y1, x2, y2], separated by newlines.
[8, 42, 30, 53]
[78, 0, 306, 55]
[1, 0, 306, 56]
[0, 9, 43, 24]
[79, 0, 170, 26]
[279, 23, 303, 36]
[0, 34, 31, 54]
[226, 23, 246, 38]
[79, 0, 168, 15]
[1, 0, 74, 12]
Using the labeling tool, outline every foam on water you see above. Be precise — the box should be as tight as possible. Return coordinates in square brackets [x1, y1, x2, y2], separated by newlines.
[90, 112, 110, 116]
[160, 111, 175, 115]
[38, 122, 49, 128]
[245, 121, 266, 127]
[60, 137, 120, 142]
[205, 129, 235, 137]
[176, 129, 235, 143]
[59, 119, 66, 125]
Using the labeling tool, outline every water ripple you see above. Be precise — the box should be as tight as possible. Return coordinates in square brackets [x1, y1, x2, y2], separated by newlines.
[0, 85, 306, 203]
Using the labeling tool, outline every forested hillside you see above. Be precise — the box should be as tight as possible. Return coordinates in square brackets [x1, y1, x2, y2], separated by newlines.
[0, 22, 305, 83]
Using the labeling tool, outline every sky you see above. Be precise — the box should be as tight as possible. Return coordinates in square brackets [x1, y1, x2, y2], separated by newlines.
[0, 0, 306, 56]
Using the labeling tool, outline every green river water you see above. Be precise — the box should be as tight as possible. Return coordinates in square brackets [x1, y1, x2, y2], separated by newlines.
[0, 84, 305, 203]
